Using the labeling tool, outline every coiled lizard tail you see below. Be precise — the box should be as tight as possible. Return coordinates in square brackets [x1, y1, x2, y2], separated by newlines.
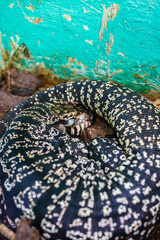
[0, 80, 160, 240]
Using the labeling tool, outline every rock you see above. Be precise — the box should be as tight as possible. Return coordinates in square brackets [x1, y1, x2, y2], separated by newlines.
[16, 218, 40, 240]
[5, 69, 41, 96]
[0, 90, 25, 114]
[0, 80, 7, 91]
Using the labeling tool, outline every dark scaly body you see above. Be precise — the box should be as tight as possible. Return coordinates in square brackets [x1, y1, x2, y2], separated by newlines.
[0, 80, 160, 240]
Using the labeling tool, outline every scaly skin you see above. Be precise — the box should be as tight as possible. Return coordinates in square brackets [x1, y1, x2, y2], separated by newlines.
[0, 80, 160, 240]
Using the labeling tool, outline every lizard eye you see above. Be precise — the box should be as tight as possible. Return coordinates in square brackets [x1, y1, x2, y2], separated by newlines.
[67, 119, 75, 126]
